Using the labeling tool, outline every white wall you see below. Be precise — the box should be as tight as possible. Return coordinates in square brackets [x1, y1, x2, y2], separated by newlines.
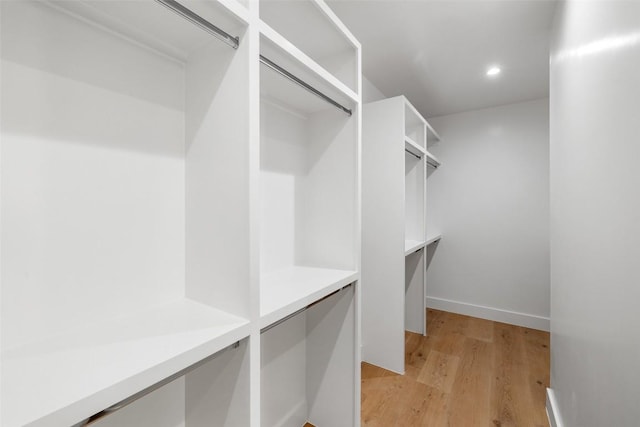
[426, 99, 550, 331]
[362, 75, 385, 103]
[549, 2, 640, 426]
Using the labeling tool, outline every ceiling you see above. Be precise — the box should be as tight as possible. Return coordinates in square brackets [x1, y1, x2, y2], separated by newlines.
[328, 0, 557, 118]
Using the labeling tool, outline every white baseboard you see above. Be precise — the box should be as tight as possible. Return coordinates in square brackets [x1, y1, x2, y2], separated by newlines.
[425, 296, 550, 331]
[546, 388, 564, 427]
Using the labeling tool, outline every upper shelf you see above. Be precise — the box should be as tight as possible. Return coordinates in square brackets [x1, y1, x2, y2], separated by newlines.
[260, 266, 358, 329]
[405, 136, 426, 159]
[260, 30, 357, 117]
[426, 150, 441, 168]
[43, 0, 248, 62]
[2, 299, 250, 427]
[426, 234, 443, 246]
[259, 0, 359, 94]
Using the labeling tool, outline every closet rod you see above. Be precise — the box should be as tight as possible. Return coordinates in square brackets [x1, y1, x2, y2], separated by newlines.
[155, 0, 240, 49]
[261, 282, 354, 334]
[427, 160, 439, 168]
[72, 341, 242, 427]
[260, 55, 352, 117]
[405, 148, 421, 160]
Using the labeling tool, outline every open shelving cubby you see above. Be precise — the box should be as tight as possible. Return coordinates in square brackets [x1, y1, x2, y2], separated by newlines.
[1, 1, 251, 425]
[258, 25, 360, 425]
[259, 0, 359, 96]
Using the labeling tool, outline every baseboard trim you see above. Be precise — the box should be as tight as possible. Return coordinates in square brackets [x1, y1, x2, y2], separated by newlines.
[546, 388, 564, 427]
[425, 296, 550, 331]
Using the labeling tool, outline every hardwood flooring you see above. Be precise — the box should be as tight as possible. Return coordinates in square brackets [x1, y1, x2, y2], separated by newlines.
[361, 309, 550, 426]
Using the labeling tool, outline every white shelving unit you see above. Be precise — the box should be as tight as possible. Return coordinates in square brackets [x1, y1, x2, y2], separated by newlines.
[258, 2, 361, 424]
[0, 0, 361, 426]
[362, 96, 440, 374]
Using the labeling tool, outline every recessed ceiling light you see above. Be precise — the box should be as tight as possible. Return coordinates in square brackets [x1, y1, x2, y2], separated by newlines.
[486, 66, 501, 77]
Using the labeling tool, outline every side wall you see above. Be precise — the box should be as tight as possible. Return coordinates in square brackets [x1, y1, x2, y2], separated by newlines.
[549, 2, 640, 426]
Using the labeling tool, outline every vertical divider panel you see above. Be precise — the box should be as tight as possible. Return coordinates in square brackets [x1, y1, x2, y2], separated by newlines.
[361, 97, 406, 374]
[247, 0, 262, 424]
[185, 27, 251, 319]
[306, 286, 356, 427]
[405, 250, 425, 334]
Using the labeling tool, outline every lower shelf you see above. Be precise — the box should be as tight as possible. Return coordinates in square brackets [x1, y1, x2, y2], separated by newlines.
[1, 298, 250, 427]
[405, 239, 426, 256]
[426, 234, 443, 245]
[260, 266, 358, 329]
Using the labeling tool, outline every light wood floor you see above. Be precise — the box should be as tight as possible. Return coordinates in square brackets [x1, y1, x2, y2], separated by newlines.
[361, 309, 550, 426]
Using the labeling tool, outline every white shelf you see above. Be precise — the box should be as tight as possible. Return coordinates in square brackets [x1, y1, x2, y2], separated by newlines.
[260, 266, 358, 329]
[47, 0, 248, 62]
[426, 150, 441, 168]
[405, 136, 426, 158]
[2, 299, 250, 427]
[260, 21, 358, 107]
[426, 234, 443, 246]
[405, 239, 426, 256]
[259, 0, 359, 93]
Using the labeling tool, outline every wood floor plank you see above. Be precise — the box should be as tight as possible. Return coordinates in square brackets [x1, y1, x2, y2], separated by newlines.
[416, 349, 460, 393]
[419, 386, 450, 427]
[522, 327, 552, 426]
[464, 315, 495, 342]
[405, 331, 429, 379]
[447, 337, 494, 426]
[491, 323, 546, 427]
[362, 309, 550, 427]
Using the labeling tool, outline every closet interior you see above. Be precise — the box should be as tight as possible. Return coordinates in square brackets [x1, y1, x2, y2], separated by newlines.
[0, 0, 361, 426]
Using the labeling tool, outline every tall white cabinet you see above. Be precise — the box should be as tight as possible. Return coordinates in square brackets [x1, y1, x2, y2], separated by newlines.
[0, 0, 361, 426]
[361, 96, 440, 374]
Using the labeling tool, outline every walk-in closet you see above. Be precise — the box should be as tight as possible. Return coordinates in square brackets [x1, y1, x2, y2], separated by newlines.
[3, 0, 640, 426]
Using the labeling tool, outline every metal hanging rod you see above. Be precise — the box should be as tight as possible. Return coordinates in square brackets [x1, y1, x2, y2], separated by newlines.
[155, 0, 239, 49]
[427, 159, 439, 168]
[72, 341, 242, 427]
[261, 282, 354, 334]
[405, 148, 422, 160]
[260, 55, 352, 117]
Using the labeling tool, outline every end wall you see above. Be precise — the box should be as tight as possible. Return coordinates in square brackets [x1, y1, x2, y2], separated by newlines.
[427, 99, 550, 331]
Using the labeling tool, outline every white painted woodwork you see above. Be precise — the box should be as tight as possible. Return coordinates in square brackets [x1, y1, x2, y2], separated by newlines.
[261, 286, 356, 427]
[426, 150, 441, 168]
[362, 97, 405, 374]
[362, 95, 432, 373]
[260, 267, 357, 329]
[405, 240, 426, 256]
[258, 9, 361, 423]
[425, 234, 443, 246]
[0, 0, 361, 426]
[260, 0, 359, 93]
